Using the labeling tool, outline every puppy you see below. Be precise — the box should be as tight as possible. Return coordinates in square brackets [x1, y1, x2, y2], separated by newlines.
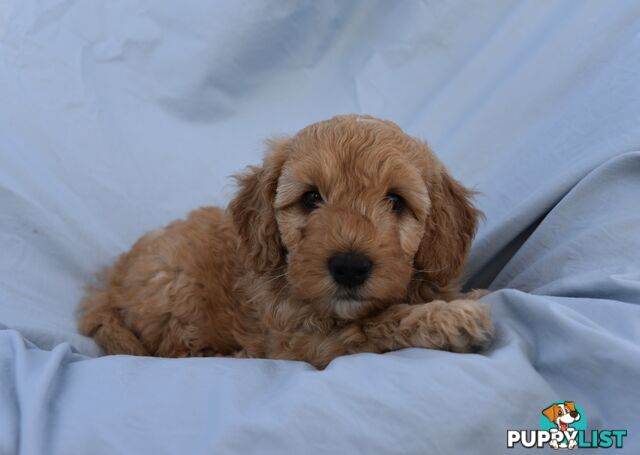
[79, 115, 493, 368]
[542, 401, 581, 449]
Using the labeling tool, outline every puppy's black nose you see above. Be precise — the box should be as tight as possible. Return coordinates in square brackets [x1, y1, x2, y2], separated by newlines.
[570, 411, 579, 418]
[328, 252, 372, 288]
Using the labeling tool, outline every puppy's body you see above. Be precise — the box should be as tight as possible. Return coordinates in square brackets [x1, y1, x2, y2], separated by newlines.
[80, 208, 241, 357]
[80, 115, 493, 368]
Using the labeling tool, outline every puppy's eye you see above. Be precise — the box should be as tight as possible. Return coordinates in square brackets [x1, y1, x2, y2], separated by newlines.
[301, 190, 323, 210]
[387, 193, 405, 213]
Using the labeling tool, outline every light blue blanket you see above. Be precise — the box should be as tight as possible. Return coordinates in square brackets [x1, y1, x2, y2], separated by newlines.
[1, 1, 639, 453]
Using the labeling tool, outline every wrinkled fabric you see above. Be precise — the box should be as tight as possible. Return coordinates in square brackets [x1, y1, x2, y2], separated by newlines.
[0, 1, 639, 453]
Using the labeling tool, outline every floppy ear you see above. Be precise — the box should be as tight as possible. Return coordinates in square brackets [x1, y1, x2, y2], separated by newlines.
[542, 404, 559, 423]
[412, 159, 481, 295]
[228, 138, 290, 274]
[565, 401, 576, 412]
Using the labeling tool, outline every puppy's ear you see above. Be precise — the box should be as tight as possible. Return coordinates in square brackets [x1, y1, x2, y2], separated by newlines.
[565, 401, 576, 412]
[412, 152, 481, 295]
[229, 138, 290, 274]
[542, 404, 559, 423]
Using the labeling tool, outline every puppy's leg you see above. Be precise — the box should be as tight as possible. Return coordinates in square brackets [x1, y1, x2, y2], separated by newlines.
[79, 286, 150, 356]
[287, 300, 493, 368]
[362, 300, 493, 354]
[153, 274, 238, 358]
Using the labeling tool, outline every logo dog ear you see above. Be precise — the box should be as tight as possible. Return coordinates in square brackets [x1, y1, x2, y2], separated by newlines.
[229, 137, 291, 274]
[542, 404, 559, 423]
[565, 401, 576, 412]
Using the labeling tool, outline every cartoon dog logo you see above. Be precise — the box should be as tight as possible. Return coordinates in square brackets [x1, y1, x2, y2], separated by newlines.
[542, 401, 581, 449]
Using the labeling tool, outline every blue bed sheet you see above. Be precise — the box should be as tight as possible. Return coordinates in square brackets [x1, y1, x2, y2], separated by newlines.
[1, 1, 639, 453]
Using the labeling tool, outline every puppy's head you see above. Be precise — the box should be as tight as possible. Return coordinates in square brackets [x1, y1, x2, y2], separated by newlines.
[230, 115, 479, 319]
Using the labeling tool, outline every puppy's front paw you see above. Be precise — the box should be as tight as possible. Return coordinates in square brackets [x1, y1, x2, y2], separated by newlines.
[460, 288, 490, 300]
[402, 300, 493, 353]
[438, 299, 494, 352]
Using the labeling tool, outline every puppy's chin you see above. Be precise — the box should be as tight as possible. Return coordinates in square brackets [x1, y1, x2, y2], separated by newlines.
[288, 283, 385, 320]
[325, 288, 395, 320]
[330, 298, 377, 320]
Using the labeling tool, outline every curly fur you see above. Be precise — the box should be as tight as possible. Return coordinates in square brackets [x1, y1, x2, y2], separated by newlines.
[79, 115, 493, 368]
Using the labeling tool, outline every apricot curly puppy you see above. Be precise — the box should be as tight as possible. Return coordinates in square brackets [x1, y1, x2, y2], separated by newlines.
[79, 115, 493, 368]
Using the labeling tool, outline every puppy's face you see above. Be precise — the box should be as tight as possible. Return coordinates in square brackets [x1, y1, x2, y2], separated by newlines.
[274, 120, 430, 318]
[231, 115, 478, 320]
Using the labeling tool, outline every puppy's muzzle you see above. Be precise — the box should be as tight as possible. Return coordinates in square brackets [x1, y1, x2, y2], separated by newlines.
[328, 252, 372, 288]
